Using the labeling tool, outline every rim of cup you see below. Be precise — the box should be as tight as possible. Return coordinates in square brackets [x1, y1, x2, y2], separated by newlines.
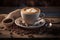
[21, 7, 41, 14]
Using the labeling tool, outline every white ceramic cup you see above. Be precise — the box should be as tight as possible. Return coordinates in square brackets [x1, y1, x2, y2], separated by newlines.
[21, 7, 41, 25]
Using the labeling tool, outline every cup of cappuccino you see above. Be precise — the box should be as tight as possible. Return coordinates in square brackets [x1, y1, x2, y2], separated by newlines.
[21, 7, 41, 25]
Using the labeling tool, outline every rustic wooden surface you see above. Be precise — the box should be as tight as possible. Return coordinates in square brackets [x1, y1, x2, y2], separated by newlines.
[0, 14, 60, 38]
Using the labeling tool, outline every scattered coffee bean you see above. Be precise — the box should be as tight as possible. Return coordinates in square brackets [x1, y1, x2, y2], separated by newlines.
[28, 34, 34, 38]
[0, 27, 4, 29]
[20, 22, 26, 26]
[10, 32, 13, 35]
[8, 29, 12, 31]
[10, 35, 13, 38]
[28, 24, 33, 26]
[20, 21, 22, 23]
[22, 23, 26, 26]
[5, 28, 8, 30]
[20, 34, 24, 36]
[17, 32, 20, 35]
[0, 33, 2, 35]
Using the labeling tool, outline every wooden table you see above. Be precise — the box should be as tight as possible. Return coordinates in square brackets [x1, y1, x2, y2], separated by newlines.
[0, 7, 60, 38]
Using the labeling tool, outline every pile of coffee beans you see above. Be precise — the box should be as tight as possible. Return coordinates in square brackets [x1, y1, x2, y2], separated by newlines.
[3, 19, 12, 23]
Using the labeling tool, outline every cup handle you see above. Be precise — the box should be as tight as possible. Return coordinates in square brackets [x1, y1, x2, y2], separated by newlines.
[39, 13, 45, 19]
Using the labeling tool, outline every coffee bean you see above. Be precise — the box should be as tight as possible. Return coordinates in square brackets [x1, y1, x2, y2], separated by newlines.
[10, 32, 13, 35]
[5, 28, 8, 30]
[10, 35, 13, 38]
[0, 27, 4, 29]
[28, 34, 34, 38]
[8, 29, 12, 31]
[28, 24, 33, 26]
[0, 33, 2, 34]
[20, 21, 22, 23]
[17, 32, 20, 35]
[20, 22, 26, 26]
[20, 34, 24, 36]
[22, 23, 26, 26]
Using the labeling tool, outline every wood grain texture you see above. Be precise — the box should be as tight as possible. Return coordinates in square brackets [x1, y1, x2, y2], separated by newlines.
[0, 14, 60, 38]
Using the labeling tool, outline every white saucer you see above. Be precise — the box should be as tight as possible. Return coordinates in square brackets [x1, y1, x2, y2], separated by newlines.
[15, 17, 46, 28]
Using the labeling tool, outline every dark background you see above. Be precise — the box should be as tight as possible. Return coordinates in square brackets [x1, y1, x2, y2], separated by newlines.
[0, 0, 60, 17]
[0, 0, 60, 7]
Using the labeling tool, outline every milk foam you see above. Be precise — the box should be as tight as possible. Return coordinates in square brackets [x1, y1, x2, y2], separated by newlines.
[26, 8, 37, 13]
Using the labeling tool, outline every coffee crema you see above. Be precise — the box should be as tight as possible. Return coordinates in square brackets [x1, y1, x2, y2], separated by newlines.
[21, 7, 40, 14]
